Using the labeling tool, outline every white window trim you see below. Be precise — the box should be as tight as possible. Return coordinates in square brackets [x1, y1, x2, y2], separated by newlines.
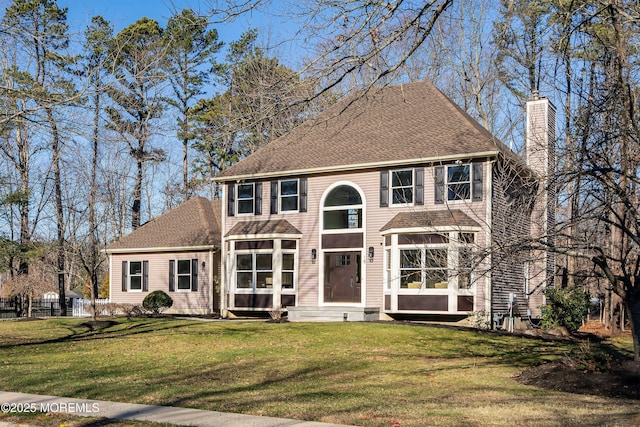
[393, 235, 476, 294]
[398, 246, 449, 291]
[128, 260, 143, 292]
[320, 181, 366, 233]
[235, 251, 273, 292]
[279, 179, 300, 213]
[236, 182, 255, 216]
[175, 259, 193, 292]
[281, 250, 297, 291]
[390, 168, 415, 206]
[446, 164, 472, 203]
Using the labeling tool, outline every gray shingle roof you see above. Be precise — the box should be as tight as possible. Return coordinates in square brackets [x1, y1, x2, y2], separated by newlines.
[225, 220, 302, 237]
[106, 197, 221, 252]
[380, 210, 480, 232]
[217, 80, 514, 180]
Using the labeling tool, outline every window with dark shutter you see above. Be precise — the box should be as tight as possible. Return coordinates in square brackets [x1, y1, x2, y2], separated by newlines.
[472, 163, 483, 201]
[169, 260, 175, 292]
[434, 166, 444, 204]
[380, 171, 389, 207]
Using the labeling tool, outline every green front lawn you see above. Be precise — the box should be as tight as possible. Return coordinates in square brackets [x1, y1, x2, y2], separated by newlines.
[0, 317, 637, 427]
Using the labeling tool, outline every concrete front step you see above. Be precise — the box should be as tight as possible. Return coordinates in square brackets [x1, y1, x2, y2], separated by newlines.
[287, 306, 380, 322]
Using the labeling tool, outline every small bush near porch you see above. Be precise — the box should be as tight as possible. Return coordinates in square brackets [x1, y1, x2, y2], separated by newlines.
[0, 318, 637, 427]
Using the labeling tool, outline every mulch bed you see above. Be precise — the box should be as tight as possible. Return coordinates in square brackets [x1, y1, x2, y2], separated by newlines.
[515, 321, 640, 400]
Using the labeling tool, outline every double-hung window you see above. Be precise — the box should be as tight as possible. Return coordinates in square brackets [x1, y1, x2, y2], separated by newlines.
[169, 259, 198, 292]
[237, 183, 255, 214]
[447, 165, 471, 201]
[391, 169, 413, 204]
[435, 163, 483, 203]
[280, 179, 299, 212]
[458, 248, 473, 289]
[281, 253, 295, 289]
[270, 178, 307, 214]
[129, 261, 143, 291]
[380, 169, 424, 207]
[121, 260, 148, 292]
[236, 253, 273, 290]
[177, 260, 193, 291]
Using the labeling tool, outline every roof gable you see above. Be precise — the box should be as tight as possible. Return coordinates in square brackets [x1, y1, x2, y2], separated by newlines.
[217, 80, 514, 180]
[106, 197, 221, 252]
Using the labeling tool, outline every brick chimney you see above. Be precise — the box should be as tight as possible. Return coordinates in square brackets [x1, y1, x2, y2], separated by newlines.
[526, 94, 556, 313]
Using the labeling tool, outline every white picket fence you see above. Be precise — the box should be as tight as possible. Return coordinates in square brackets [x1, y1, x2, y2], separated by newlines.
[72, 298, 111, 317]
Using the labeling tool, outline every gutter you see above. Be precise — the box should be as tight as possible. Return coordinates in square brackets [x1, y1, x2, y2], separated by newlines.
[213, 151, 501, 182]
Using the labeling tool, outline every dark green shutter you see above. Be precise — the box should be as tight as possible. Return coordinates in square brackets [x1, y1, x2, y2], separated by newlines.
[300, 178, 308, 212]
[434, 166, 445, 204]
[255, 182, 262, 215]
[122, 261, 128, 292]
[191, 259, 198, 292]
[380, 171, 389, 207]
[169, 260, 175, 292]
[227, 183, 235, 217]
[415, 168, 424, 205]
[142, 260, 149, 292]
[472, 163, 483, 201]
[270, 181, 278, 214]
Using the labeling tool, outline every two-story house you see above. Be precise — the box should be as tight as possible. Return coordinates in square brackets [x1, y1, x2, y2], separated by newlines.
[214, 80, 556, 324]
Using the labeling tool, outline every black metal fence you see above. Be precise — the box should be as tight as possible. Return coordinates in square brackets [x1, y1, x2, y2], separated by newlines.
[0, 297, 71, 318]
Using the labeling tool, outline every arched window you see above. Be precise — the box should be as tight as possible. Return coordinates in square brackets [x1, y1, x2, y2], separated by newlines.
[323, 185, 363, 230]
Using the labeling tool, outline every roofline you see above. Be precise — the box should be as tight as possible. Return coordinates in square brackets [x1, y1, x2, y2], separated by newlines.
[104, 245, 218, 255]
[224, 233, 302, 240]
[380, 226, 482, 235]
[214, 151, 500, 182]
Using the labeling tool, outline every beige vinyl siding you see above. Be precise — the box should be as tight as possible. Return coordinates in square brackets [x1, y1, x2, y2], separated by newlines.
[110, 250, 214, 314]
[223, 160, 492, 312]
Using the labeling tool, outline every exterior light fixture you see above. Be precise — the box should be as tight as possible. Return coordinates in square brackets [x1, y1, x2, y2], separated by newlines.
[368, 246, 375, 262]
[311, 249, 317, 264]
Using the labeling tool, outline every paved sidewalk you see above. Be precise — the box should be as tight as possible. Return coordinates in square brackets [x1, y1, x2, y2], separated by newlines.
[0, 391, 353, 427]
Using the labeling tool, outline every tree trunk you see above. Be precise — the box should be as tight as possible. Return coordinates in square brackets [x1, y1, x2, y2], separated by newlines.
[89, 93, 100, 323]
[17, 123, 30, 277]
[183, 136, 189, 201]
[625, 286, 640, 362]
[47, 107, 66, 316]
[132, 157, 143, 230]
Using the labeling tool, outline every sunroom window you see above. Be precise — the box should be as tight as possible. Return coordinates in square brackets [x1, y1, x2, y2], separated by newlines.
[399, 248, 448, 289]
[236, 253, 273, 290]
[282, 253, 295, 289]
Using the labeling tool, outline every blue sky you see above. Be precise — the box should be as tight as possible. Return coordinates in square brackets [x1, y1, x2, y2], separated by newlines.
[57, 0, 302, 66]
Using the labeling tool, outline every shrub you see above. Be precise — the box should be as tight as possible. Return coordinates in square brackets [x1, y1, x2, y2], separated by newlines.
[120, 304, 143, 318]
[468, 310, 491, 330]
[142, 291, 173, 315]
[541, 286, 590, 333]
